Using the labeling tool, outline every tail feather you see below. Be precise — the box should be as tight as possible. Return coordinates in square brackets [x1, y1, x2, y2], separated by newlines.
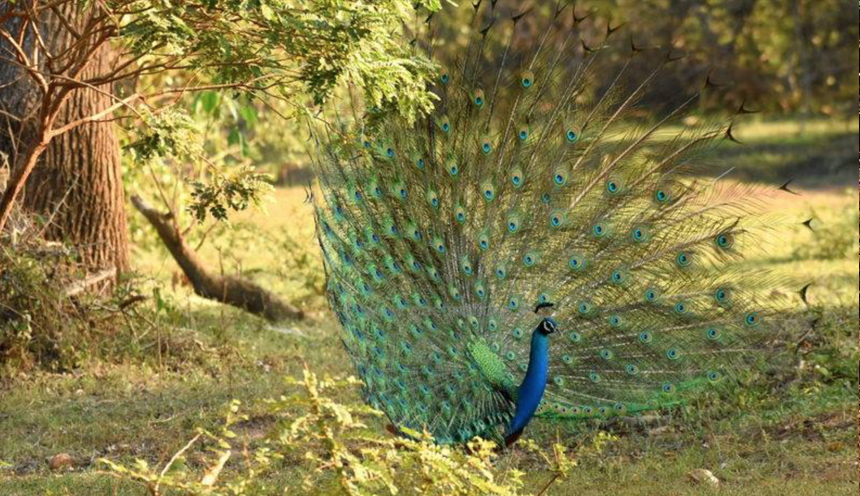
[309, 1, 801, 442]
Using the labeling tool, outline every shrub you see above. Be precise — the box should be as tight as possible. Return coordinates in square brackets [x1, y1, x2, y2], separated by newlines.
[100, 365, 583, 495]
[0, 211, 203, 375]
[0, 212, 88, 372]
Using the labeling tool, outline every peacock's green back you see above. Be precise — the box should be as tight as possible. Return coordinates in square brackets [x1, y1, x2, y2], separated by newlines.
[309, 2, 799, 444]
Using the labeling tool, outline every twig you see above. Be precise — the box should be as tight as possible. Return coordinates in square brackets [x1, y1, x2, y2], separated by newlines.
[154, 433, 201, 495]
[535, 473, 561, 496]
[63, 267, 117, 297]
[118, 294, 148, 310]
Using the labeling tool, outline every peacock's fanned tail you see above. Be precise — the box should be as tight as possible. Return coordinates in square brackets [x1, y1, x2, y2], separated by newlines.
[309, 1, 799, 444]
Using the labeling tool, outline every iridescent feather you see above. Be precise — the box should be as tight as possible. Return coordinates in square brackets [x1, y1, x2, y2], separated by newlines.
[309, 1, 800, 444]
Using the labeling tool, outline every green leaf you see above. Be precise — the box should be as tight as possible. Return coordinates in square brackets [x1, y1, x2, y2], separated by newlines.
[200, 91, 220, 114]
[260, 4, 275, 21]
[239, 105, 258, 127]
[227, 127, 241, 147]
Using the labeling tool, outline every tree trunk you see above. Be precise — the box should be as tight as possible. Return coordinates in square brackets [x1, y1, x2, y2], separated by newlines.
[23, 82, 130, 272]
[0, 2, 129, 273]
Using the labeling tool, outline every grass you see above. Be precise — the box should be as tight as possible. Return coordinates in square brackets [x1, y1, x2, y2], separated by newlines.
[0, 118, 857, 495]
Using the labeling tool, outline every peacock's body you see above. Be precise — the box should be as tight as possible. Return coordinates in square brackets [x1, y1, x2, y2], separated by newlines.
[309, 2, 797, 445]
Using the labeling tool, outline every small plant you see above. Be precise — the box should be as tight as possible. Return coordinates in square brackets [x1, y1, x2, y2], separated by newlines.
[100, 399, 268, 496]
[101, 364, 530, 495]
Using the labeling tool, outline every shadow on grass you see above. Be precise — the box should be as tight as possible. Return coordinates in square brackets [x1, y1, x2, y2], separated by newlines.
[713, 132, 857, 189]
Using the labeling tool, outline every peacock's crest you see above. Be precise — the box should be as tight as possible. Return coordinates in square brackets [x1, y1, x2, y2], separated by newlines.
[308, 1, 801, 444]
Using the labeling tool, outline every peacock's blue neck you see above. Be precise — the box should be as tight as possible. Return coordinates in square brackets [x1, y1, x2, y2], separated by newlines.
[507, 320, 552, 438]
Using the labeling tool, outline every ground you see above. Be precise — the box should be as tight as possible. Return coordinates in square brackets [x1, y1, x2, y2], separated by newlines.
[0, 119, 857, 495]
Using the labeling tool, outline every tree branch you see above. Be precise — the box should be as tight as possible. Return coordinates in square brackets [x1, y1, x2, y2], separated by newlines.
[64, 267, 117, 297]
[130, 194, 304, 322]
[49, 92, 141, 136]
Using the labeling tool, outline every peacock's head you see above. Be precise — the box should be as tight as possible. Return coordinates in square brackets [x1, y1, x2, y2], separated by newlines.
[534, 302, 558, 335]
[538, 318, 558, 335]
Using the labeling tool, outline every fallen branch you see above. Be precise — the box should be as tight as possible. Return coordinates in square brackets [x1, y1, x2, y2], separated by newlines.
[63, 267, 117, 297]
[130, 194, 304, 322]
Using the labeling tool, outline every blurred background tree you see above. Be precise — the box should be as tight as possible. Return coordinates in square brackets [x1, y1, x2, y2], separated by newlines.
[1, 0, 855, 318]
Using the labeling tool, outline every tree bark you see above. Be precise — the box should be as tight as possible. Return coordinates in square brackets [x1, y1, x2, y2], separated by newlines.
[0, 2, 129, 273]
[131, 195, 305, 322]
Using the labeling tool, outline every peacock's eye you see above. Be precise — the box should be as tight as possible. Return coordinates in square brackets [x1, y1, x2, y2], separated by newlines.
[744, 312, 761, 326]
[645, 288, 659, 301]
[606, 180, 621, 193]
[474, 90, 485, 107]
[715, 232, 733, 249]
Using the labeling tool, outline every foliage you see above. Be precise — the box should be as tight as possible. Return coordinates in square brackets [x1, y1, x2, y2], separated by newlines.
[117, 0, 441, 124]
[0, 0, 446, 242]
[187, 166, 274, 222]
[101, 365, 531, 495]
[591, 0, 857, 116]
[0, 234, 77, 373]
[0, 210, 100, 373]
[100, 399, 261, 496]
[114, 0, 450, 224]
[0, 211, 210, 374]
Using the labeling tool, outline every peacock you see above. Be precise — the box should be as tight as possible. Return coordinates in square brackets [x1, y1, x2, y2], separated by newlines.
[308, 1, 800, 446]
